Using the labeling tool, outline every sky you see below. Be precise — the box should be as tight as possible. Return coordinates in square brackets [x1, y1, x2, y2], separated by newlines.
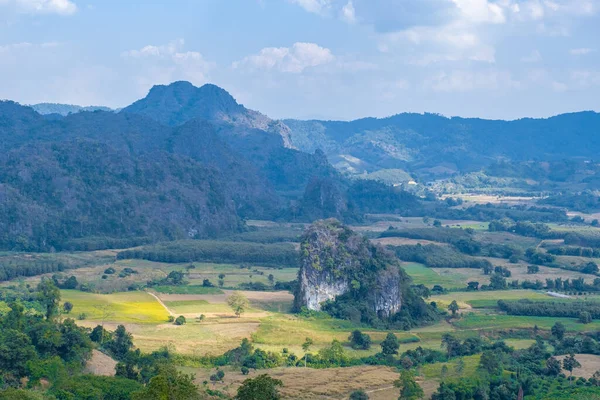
[0, 0, 599, 120]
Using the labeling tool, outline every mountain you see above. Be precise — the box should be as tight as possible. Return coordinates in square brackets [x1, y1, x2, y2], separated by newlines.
[31, 103, 115, 116]
[122, 81, 292, 147]
[0, 83, 361, 251]
[284, 111, 600, 180]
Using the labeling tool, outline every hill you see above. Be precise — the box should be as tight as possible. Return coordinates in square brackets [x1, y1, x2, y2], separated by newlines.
[285, 111, 600, 180]
[31, 103, 115, 116]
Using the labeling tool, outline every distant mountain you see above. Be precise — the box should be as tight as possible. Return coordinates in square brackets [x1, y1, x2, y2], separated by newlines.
[31, 103, 115, 116]
[122, 81, 292, 147]
[284, 111, 600, 180]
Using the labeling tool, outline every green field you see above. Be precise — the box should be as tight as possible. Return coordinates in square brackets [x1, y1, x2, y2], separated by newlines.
[153, 285, 223, 295]
[61, 290, 168, 324]
[402, 262, 466, 289]
[453, 313, 600, 332]
[430, 290, 550, 309]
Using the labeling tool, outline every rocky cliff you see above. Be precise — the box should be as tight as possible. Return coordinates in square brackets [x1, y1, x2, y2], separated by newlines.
[295, 219, 403, 318]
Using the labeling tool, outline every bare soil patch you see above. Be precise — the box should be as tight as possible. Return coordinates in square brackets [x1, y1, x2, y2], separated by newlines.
[84, 350, 116, 376]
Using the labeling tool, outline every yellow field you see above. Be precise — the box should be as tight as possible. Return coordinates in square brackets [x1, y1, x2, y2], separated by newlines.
[61, 290, 169, 324]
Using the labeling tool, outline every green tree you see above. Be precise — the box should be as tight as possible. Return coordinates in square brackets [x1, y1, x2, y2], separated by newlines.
[455, 358, 465, 375]
[349, 330, 372, 350]
[579, 311, 592, 324]
[551, 322, 566, 340]
[236, 374, 283, 400]
[63, 301, 74, 314]
[448, 300, 459, 317]
[175, 316, 187, 325]
[302, 337, 313, 367]
[349, 390, 369, 400]
[132, 365, 201, 400]
[0, 329, 37, 378]
[218, 273, 226, 288]
[563, 353, 581, 383]
[545, 356, 562, 376]
[431, 382, 455, 400]
[107, 325, 133, 360]
[37, 279, 61, 320]
[381, 333, 400, 356]
[478, 350, 502, 376]
[227, 291, 250, 318]
[395, 370, 424, 400]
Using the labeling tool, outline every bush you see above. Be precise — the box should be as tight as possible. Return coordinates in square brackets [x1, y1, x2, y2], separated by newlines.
[175, 316, 186, 325]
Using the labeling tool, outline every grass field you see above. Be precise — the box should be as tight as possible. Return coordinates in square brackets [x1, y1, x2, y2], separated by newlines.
[402, 262, 466, 289]
[153, 285, 223, 295]
[188, 365, 401, 400]
[453, 313, 600, 332]
[430, 290, 550, 309]
[61, 290, 169, 324]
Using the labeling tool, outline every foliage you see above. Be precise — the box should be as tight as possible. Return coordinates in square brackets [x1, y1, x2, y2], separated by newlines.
[381, 333, 400, 356]
[235, 374, 283, 400]
[395, 370, 424, 400]
[227, 292, 250, 317]
[118, 240, 299, 267]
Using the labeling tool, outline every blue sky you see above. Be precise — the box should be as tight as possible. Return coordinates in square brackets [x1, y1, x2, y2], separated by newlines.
[0, 0, 599, 120]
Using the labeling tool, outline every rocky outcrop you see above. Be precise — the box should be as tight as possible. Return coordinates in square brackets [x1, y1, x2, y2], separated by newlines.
[295, 219, 403, 317]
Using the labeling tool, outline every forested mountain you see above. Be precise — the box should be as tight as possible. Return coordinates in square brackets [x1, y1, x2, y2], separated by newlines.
[31, 103, 114, 116]
[285, 111, 600, 180]
[0, 83, 382, 251]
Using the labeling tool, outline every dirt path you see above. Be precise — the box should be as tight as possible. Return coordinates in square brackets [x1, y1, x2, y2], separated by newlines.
[147, 291, 174, 316]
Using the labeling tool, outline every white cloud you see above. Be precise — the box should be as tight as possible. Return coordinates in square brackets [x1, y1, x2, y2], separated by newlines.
[341, 1, 356, 23]
[233, 42, 334, 73]
[451, 0, 506, 24]
[521, 50, 542, 63]
[0, 0, 77, 15]
[570, 48, 595, 55]
[122, 39, 215, 94]
[289, 0, 331, 15]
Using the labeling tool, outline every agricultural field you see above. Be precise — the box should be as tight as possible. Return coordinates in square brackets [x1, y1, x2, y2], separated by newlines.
[401, 262, 466, 289]
[61, 290, 169, 324]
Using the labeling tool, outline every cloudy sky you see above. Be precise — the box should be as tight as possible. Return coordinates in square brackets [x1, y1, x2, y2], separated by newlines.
[0, 0, 599, 120]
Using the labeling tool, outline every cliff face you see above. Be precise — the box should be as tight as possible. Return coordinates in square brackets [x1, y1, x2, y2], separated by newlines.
[295, 219, 403, 317]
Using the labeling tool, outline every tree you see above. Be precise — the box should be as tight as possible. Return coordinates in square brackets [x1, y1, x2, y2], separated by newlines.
[448, 300, 459, 317]
[551, 322, 566, 340]
[268, 274, 275, 285]
[395, 370, 424, 400]
[545, 357, 562, 376]
[579, 311, 592, 324]
[302, 337, 313, 367]
[527, 265, 540, 274]
[563, 353, 581, 383]
[236, 374, 283, 400]
[227, 291, 250, 318]
[132, 365, 201, 400]
[349, 330, 372, 350]
[431, 382, 455, 400]
[349, 390, 369, 400]
[218, 273, 226, 288]
[381, 333, 400, 356]
[175, 315, 187, 325]
[63, 301, 74, 314]
[467, 281, 479, 291]
[37, 279, 61, 320]
[433, 220, 442, 227]
[107, 325, 133, 360]
[478, 350, 502, 376]
[455, 358, 465, 375]
[489, 273, 507, 290]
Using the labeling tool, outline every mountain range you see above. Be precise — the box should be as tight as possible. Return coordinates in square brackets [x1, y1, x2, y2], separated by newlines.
[2, 81, 600, 251]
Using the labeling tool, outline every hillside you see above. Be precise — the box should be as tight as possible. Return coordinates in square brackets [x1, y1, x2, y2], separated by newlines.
[0, 83, 403, 251]
[285, 111, 600, 180]
[31, 103, 115, 116]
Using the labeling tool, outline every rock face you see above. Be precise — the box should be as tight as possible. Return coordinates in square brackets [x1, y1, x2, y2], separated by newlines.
[296, 219, 403, 317]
